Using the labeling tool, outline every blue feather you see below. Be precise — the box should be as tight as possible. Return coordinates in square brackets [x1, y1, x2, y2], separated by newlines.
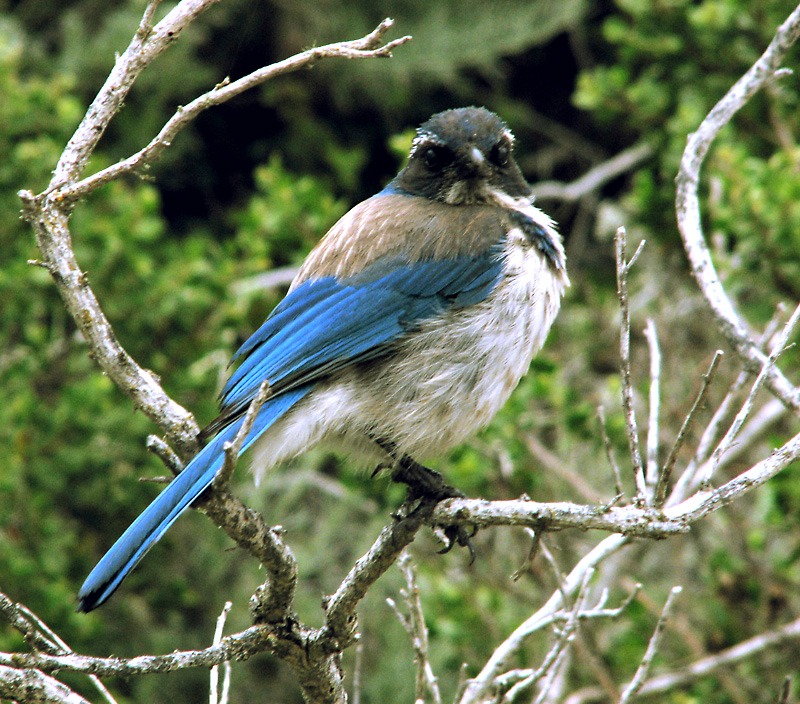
[222, 249, 503, 409]
[76, 385, 311, 612]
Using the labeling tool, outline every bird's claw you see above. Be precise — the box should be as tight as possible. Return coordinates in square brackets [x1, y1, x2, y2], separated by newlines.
[387, 453, 478, 561]
[437, 524, 477, 563]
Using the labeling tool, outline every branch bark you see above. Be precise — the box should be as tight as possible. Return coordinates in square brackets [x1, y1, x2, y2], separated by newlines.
[675, 3, 800, 415]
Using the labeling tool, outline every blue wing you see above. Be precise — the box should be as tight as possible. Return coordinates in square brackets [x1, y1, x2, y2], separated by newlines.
[218, 247, 504, 421]
[78, 243, 504, 612]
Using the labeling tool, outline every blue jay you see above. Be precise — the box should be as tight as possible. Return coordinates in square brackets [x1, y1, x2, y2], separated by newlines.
[77, 107, 568, 612]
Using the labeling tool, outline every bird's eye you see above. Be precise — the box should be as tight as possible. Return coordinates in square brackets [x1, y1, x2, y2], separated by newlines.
[423, 145, 453, 171]
[490, 141, 511, 167]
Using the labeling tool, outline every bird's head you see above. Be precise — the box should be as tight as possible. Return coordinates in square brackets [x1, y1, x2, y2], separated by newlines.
[390, 107, 532, 206]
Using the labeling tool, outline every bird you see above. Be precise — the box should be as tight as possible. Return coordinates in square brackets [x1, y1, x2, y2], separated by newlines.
[77, 106, 568, 612]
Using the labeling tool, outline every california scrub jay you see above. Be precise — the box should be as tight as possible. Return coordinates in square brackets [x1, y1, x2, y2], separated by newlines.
[77, 107, 568, 612]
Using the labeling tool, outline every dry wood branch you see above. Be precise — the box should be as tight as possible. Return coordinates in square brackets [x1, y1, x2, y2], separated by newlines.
[700, 301, 800, 489]
[614, 228, 647, 503]
[0, 594, 117, 704]
[675, 4, 800, 415]
[643, 319, 661, 499]
[0, 665, 90, 704]
[59, 19, 410, 202]
[598, 406, 624, 497]
[322, 496, 436, 651]
[618, 585, 682, 704]
[459, 534, 631, 704]
[386, 552, 441, 704]
[209, 601, 232, 704]
[215, 381, 272, 490]
[432, 497, 685, 537]
[531, 143, 653, 202]
[1, 625, 273, 676]
[657, 350, 723, 506]
[565, 616, 800, 703]
[50, 0, 221, 190]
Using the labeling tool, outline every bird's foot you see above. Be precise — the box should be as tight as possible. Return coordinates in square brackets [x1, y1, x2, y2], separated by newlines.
[389, 454, 476, 562]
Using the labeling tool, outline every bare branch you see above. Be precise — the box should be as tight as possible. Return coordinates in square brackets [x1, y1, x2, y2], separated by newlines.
[643, 319, 661, 499]
[618, 586, 682, 704]
[1, 625, 272, 676]
[777, 676, 792, 704]
[657, 350, 723, 506]
[322, 497, 436, 650]
[146, 434, 184, 476]
[432, 497, 686, 538]
[50, 0, 222, 189]
[0, 593, 117, 704]
[531, 142, 653, 202]
[459, 534, 630, 704]
[666, 426, 800, 525]
[0, 665, 90, 704]
[700, 301, 800, 489]
[215, 381, 272, 490]
[58, 19, 411, 202]
[387, 552, 441, 704]
[675, 4, 800, 415]
[209, 601, 232, 704]
[598, 406, 624, 497]
[566, 616, 800, 703]
[615, 227, 647, 503]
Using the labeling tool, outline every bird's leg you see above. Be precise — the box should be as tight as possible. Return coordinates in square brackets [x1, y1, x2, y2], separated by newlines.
[374, 438, 476, 558]
[390, 454, 465, 502]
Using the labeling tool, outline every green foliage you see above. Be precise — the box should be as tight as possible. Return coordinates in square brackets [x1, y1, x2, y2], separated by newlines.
[574, 0, 800, 248]
[708, 144, 800, 311]
[234, 155, 348, 269]
[4, 0, 800, 701]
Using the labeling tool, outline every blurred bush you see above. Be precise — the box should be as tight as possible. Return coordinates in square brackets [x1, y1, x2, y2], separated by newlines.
[3, 0, 800, 701]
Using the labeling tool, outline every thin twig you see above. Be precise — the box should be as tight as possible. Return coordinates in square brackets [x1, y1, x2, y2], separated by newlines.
[701, 301, 800, 489]
[511, 528, 541, 582]
[0, 594, 117, 704]
[388, 551, 441, 704]
[598, 406, 624, 497]
[618, 586, 682, 704]
[57, 20, 411, 203]
[209, 601, 232, 704]
[215, 381, 271, 490]
[146, 434, 184, 476]
[352, 640, 364, 704]
[614, 227, 647, 503]
[459, 534, 631, 704]
[501, 570, 593, 704]
[643, 319, 661, 500]
[777, 676, 791, 704]
[531, 142, 653, 202]
[656, 350, 723, 506]
[564, 616, 800, 703]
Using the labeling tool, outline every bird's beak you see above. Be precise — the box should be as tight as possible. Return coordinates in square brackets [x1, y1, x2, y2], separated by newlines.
[462, 147, 488, 177]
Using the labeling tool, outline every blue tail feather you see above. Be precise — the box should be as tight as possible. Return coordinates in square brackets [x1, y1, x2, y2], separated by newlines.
[77, 386, 311, 612]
